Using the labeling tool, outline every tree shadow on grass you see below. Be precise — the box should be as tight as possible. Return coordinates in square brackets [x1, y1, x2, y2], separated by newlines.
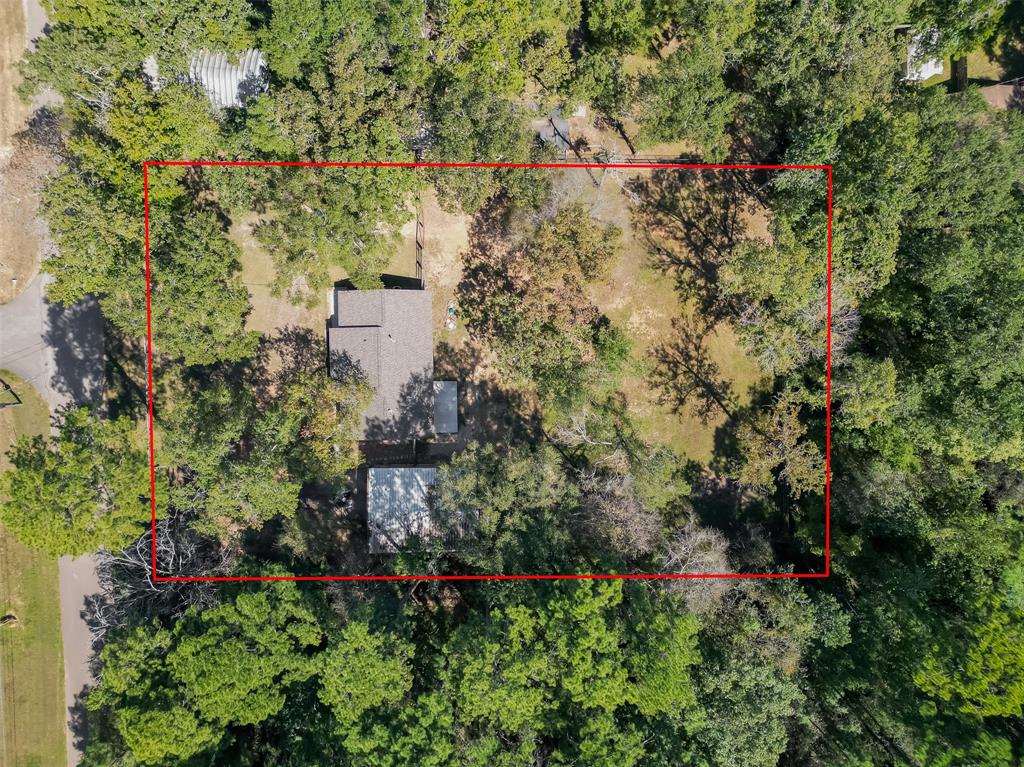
[454, 206, 520, 343]
[986, 4, 1024, 79]
[104, 326, 151, 422]
[433, 340, 542, 449]
[651, 314, 738, 426]
[628, 168, 768, 324]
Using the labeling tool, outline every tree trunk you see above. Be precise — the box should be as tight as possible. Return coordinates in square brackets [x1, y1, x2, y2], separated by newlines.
[951, 57, 968, 92]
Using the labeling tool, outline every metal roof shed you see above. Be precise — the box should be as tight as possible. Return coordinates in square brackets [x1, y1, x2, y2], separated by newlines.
[367, 467, 438, 554]
[433, 381, 458, 434]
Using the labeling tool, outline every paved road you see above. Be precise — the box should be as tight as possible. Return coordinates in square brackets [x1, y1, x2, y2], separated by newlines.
[0, 272, 105, 766]
[0, 273, 104, 413]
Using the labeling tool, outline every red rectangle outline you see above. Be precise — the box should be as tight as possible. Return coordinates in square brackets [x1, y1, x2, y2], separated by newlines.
[143, 160, 833, 582]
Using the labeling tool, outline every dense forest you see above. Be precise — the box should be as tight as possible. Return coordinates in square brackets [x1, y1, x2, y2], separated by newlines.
[1, 0, 1023, 764]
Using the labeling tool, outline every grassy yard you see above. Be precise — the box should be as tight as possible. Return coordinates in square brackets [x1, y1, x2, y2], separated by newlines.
[549, 169, 765, 464]
[0, 370, 66, 767]
[230, 203, 421, 338]
[922, 34, 1024, 87]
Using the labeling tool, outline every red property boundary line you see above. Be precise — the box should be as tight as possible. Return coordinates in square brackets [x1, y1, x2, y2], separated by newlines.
[142, 160, 833, 583]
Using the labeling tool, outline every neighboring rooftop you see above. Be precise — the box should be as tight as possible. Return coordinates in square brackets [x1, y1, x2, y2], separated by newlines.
[189, 49, 268, 109]
[906, 29, 944, 81]
[329, 288, 435, 440]
[531, 108, 571, 155]
[143, 48, 268, 109]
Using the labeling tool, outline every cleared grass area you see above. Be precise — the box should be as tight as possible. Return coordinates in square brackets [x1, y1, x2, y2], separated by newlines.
[230, 204, 421, 338]
[922, 36, 1024, 88]
[230, 213, 333, 336]
[420, 188, 471, 348]
[0, 370, 66, 767]
[0, 0, 55, 305]
[549, 169, 765, 463]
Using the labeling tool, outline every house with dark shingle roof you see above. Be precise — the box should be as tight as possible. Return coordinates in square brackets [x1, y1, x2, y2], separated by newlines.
[328, 285, 462, 554]
[328, 287, 457, 441]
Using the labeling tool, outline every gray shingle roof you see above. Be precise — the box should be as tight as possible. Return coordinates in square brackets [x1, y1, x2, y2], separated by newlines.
[329, 289, 434, 440]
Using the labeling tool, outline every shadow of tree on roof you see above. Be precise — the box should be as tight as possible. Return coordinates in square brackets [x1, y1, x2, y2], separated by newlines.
[362, 369, 434, 441]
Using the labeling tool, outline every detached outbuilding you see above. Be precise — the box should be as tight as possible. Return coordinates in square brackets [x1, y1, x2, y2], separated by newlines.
[366, 467, 472, 554]
[904, 28, 944, 81]
[143, 48, 268, 109]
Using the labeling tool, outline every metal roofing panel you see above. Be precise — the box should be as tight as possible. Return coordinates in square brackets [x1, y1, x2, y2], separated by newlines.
[367, 467, 437, 554]
[188, 48, 267, 109]
[433, 381, 458, 433]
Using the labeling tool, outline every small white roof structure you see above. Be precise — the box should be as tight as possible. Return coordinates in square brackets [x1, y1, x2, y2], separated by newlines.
[906, 30, 944, 81]
[368, 467, 438, 554]
[142, 49, 268, 109]
[433, 381, 458, 434]
[189, 49, 268, 109]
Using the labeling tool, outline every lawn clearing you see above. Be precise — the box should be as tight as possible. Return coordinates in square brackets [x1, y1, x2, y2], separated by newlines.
[231, 212, 334, 336]
[547, 169, 766, 463]
[0, 369, 66, 767]
[0, 0, 56, 305]
[232, 200, 423, 339]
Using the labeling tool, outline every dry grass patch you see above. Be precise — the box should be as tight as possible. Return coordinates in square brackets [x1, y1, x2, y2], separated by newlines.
[0, 370, 66, 767]
[546, 169, 766, 463]
[0, 0, 57, 305]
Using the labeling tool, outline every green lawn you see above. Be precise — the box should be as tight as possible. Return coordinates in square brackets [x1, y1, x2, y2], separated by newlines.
[0, 370, 66, 767]
[922, 37, 1024, 87]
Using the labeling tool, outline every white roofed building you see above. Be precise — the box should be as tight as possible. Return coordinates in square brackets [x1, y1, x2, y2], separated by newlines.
[143, 48, 268, 109]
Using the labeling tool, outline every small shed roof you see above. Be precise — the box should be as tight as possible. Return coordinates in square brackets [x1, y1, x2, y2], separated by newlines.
[367, 467, 437, 554]
[531, 110, 570, 154]
[906, 30, 943, 81]
[433, 381, 458, 434]
[142, 48, 268, 109]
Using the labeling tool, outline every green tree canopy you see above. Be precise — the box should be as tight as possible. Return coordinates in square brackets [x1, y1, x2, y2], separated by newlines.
[1, 407, 153, 557]
[88, 581, 324, 764]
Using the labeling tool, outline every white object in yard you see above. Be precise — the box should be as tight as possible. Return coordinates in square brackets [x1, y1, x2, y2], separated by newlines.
[906, 30, 944, 81]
